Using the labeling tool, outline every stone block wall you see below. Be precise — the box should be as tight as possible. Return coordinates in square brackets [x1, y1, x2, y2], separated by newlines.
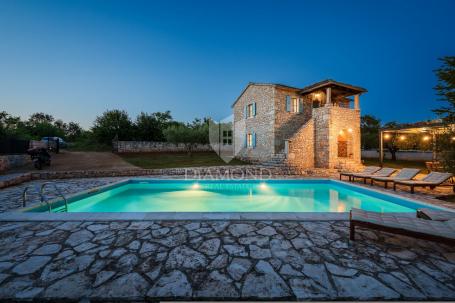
[273, 88, 312, 153]
[0, 155, 30, 172]
[286, 120, 315, 168]
[312, 106, 361, 168]
[233, 84, 276, 161]
[114, 141, 213, 153]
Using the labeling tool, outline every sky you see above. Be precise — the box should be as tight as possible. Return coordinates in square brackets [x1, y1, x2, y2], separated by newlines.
[0, 0, 454, 128]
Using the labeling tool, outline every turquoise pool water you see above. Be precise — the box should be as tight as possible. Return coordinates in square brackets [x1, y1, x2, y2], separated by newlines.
[31, 179, 439, 213]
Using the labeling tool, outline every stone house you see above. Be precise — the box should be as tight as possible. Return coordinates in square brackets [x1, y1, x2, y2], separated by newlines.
[232, 79, 367, 169]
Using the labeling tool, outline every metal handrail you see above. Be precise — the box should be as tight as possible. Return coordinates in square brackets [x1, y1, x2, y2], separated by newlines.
[40, 182, 68, 213]
[22, 185, 38, 208]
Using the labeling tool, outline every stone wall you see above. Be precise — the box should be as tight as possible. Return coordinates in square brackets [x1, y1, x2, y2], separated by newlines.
[286, 120, 315, 168]
[114, 141, 213, 153]
[0, 155, 30, 172]
[273, 87, 311, 153]
[233, 84, 276, 161]
[313, 106, 361, 169]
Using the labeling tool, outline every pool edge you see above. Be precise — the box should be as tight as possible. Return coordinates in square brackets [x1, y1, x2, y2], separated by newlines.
[3, 177, 452, 221]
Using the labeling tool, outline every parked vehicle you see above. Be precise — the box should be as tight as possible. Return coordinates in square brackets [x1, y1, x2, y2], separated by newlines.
[27, 147, 51, 170]
[41, 137, 68, 149]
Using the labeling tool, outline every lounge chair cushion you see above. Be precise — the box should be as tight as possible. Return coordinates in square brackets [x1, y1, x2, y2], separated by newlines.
[351, 208, 455, 240]
[372, 168, 420, 181]
[418, 208, 455, 221]
[341, 166, 380, 176]
[395, 172, 453, 186]
[352, 168, 396, 178]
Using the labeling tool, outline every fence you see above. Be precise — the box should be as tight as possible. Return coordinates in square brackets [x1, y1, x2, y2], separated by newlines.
[0, 139, 30, 154]
[361, 150, 433, 161]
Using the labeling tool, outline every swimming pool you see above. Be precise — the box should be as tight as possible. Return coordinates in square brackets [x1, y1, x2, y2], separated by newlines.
[27, 179, 442, 213]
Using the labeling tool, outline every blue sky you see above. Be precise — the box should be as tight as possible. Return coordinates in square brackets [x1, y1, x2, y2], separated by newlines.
[0, 0, 454, 128]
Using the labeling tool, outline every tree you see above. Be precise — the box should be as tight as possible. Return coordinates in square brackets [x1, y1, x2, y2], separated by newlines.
[433, 56, 455, 172]
[135, 111, 172, 141]
[65, 122, 83, 141]
[382, 121, 400, 161]
[25, 112, 64, 139]
[92, 110, 133, 145]
[433, 56, 455, 124]
[360, 115, 381, 149]
[164, 120, 209, 156]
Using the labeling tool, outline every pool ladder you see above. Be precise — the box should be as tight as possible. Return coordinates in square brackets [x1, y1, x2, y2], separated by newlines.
[22, 182, 68, 213]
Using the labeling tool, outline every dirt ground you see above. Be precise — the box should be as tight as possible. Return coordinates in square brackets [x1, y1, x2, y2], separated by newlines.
[11, 150, 138, 172]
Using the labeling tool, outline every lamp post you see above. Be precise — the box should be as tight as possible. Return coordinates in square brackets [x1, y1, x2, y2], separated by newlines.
[379, 130, 384, 167]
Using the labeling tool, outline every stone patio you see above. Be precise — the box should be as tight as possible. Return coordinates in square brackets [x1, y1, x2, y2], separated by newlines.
[0, 176, 454, 300]
[0, 220, 454, 301]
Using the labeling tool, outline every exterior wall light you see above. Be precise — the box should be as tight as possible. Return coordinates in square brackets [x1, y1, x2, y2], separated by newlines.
[384, 134, 391, 139]
[348, 128, 353, 133]
[422, 136, 430, 141]
[399, 135, 406, 141]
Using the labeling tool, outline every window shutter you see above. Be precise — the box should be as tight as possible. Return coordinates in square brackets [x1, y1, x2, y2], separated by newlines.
[299, 98, 303, 113]
[253, 102, 256, 116]
[244, 134, 248, 147]
[244, 105, 247, 119]
[285, 96, 291, 112]
[252, 132, 256, 148]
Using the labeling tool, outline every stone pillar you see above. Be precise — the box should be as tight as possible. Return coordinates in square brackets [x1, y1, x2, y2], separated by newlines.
[325, 87, 332, 107]
[354, 94, 360, 109]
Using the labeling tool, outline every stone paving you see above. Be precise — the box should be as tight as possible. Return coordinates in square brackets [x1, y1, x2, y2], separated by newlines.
[0, 220, 454, 301]
[0, 177, 454, 300]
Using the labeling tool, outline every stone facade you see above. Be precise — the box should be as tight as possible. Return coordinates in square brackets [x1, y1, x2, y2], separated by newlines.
[287, 120, 315, 168]
[232, 80, 365, 169]
[233, 84, 276, 161]
[114, 141, 213, 153]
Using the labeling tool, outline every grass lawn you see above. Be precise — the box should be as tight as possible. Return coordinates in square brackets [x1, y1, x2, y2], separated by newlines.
[119, 152, 250, 169]
[362, 158, 428, 171]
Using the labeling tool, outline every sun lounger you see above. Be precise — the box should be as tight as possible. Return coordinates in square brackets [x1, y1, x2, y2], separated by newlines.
[393, 172, 454, 194]
[340, 166, 380, 181]
[349, 208, 455, 245]
[370, 168, 420, 188]
[416, 208, 455, 221]
[350, 167, 396, 184]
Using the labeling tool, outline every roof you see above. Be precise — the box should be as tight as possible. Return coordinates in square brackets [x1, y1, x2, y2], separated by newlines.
[231, 79, 367, 108]
[299, 79, 367, 94]
[231, 82, 300, 108]
[381, 119, 454, 133]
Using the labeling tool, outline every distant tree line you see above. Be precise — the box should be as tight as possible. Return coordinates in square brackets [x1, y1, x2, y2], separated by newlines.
[0, 109, 210, 152]
[0, 112, 83, 141]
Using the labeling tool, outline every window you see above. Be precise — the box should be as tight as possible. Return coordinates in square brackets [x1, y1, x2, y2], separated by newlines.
[244, 102, 256, 118]
[247, 133, 253, 147]
[246, 132, 256, 148]
[222, 129, 233, 145]
[292, 97, 299, 113]
[286, 96, 303, 113]
[247, 104, 253, 117]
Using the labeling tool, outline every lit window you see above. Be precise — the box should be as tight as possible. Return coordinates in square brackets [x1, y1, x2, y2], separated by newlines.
[292, 98, 299, 113]
[247, 133, 253, 147]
